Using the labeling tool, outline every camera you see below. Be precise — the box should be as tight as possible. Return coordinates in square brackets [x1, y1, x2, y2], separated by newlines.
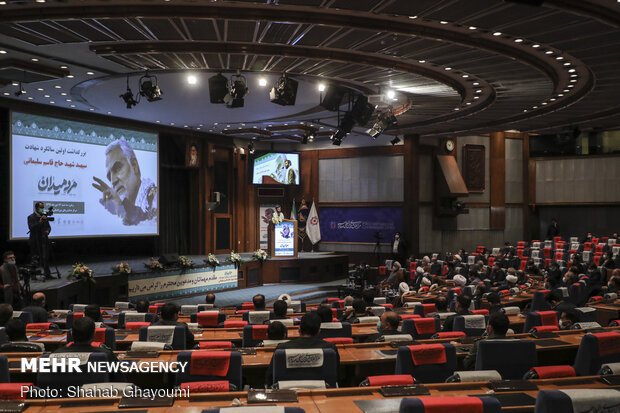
[42, 206, 55, 221]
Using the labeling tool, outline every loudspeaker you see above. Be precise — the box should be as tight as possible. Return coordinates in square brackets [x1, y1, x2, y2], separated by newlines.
[320, 86, 346, 111]
[351, 95, 375, 126]
[160, 253, 179, 266]
[208, 73, 228, 104]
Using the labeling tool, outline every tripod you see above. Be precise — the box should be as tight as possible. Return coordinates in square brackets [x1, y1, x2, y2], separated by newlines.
[373, 232, 383, 267]
[48, 240, 61, 279]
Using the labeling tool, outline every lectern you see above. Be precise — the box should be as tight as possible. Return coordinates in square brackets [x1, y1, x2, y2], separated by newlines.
[268, 219, 298, 258]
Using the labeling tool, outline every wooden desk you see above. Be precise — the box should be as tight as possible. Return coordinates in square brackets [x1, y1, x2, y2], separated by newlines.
[16, 376, 616, 413]
[588, 300, 620, 326]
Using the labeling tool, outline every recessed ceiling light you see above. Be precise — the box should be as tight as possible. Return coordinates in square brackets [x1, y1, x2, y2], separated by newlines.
[66, 75, 74, 78]
[170, 122, 175, 125]
[386, 90, 396, 99]
[474, 96, 480, 99]
[532, 44, 540, 48]
[473, 82, 480, 86]
[27, 97, 33, 100]
[440, 21, 448, 24]
[475, 89, 482, 93]
[258, 78, 267, 87]
[570, 74, 577, 78]
[523, 109, 527, 112]
[184, 125, 188, 128]
[35, 0, 46, 3]
[462, 74, 469, 78]
[542, 102, 547, 105]
[54, 85, 61, 89]
[318, 83, 326, 92]
[60, 65, 68, 69]
[445, 67, 452, 71]
[11, 81, 18, 86]
[466, 102, 472, 105]
[37, 88, 44, 91]
[568, 85, 574, 88]
[558, 94, 564, 97]
[2, 92, 9, 96]
[545, 50, 553, 55]
[49, 101, 55, 104]
[514, 38, 523, 43]
[493, 32, 502, 36]
[570, 79, 577, 82]
[468, 26, 477, 30]
[556, 56, 564, 60]
[550, 98, 556, 101]
[568, 69, 576, 73]
[31, 58, 39, 62]
[533, 106, 538, 109]
[156, 120, 160, 123]
[187, 74, 197, 85]
[563, 89, 569, 92]
[44, 94, 50, 98]
[408, 15, 418, 19]
[70, 104, 75, 107]
[60, 92, 67, 96]
[454, 108, 460, 111]
[107, 112, 111, 114]
[89, 108, 95, 111]
[86, 71, 94, 75]
[418, 60, 426, 63]
[0, 50, 7, 54]
[66, 99, 71, 102]
[563, 62, 570, 66]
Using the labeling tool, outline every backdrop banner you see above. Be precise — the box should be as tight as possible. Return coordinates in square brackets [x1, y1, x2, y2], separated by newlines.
[128, 264, 237, 301]
[319, 207, 403, 243]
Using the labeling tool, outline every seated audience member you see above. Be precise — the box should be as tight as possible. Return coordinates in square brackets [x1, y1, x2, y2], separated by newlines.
[362, 289, 376, 307]
[432, 296, 449, 315]
[383, 261, 403, 288]
[1, 318, 43, 352]
[22, 292, 48, 323]
[136, 299, 150, 313]
[453, 274, 467, 288]
[443, 294, 472, 332]
[253, 294, 266, 311]
[524, 259, 539, 276]
[344, 299, 370, 323]
[562, 270, 578, 287]
[272, 300, 288, 319]
[84, 304, 109, 328]
[602, 252, 616, 270]
[490, 262, 505, 285]
[462, 312, 510, 370]
[0, 304, 13, 327]
[267, 321, 288, 340]
[364, 311, 400, 342]
[53, 317, 123, 380]
[317, 304, 334, 323]
[151, 302, 195, 349]
[468, 270, 482, 286]
[546, 261, 562, 285]
[606, 271, 620, 294]
[546, 290, 576, 314]
[394, 282, 413, 308]
[205, 293, 216, 307]
[559, 309, 579, 330]
[486, 292, 503, 314]
[278, 294, 292, 308]
[497, 271, 518, 291]
[343, 295, 354, 308]
[265, 312, 339, 385]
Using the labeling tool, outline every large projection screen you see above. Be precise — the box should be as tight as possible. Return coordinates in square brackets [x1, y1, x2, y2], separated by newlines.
[11, 112, 159, 239]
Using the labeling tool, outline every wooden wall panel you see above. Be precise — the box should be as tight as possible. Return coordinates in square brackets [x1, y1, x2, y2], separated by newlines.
[490, 132, 506, 229]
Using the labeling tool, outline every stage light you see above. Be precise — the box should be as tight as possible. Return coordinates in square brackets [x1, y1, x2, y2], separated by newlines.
[386, 90, 396, 100]
[351, 95, 375, 126]
[318, 83, 326, 92]
[301, 132, 315, 145]
[390, 136, 401, 145]
[248, 141, 255, 154]
[259, 78, 267, 87]
[139, 72, 162, 102]
[320, 86, 346, 111]
[224, 73, 248, 108]
[120, 75, 137, 109]
[270, 73, 299, 106]
[330, 112, 355, 146]
[368, 108, 397, 138]
[14, 81, 25, 97]
[187, 74, 197, 85]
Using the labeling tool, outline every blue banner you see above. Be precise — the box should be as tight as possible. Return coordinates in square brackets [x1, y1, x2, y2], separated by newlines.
[319, 207, 403, 243]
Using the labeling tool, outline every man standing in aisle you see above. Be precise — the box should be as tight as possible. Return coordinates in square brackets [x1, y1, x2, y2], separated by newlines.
[27, 202, 52, 279]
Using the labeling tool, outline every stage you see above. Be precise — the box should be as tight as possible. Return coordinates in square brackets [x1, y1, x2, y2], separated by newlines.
[28, 252, 349, 309]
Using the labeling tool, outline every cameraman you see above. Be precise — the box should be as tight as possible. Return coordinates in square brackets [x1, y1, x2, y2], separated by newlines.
[27, 202, 52, 279]
[1, 252, 23, 309]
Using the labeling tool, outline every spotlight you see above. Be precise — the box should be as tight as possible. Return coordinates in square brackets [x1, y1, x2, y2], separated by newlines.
[368, 108, 397, 138]
[139, 72, 162, 102]
[330, 112, 355, 146]
[386, 90, 396, 100]
[248, 141, 255, 154]
[318, 83, 326, 92]
[270, 73, 298, 106]
[224, 73, 248, 108]
[301, 132, 315, 145]
[14, 81, 25, 97]
[120, 75, 137, 108]
[187, 74, 197, 85]
[320, 86, 346, 111]
[390, 136, 401, 146]
[350, 95, 375, 126]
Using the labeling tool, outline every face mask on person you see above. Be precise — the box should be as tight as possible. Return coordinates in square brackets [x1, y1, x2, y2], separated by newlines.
[38, 208, 45, 214]
[559, 320, 569, 329]
[7, 260, 15, 265]
[376, 320, 382, 332]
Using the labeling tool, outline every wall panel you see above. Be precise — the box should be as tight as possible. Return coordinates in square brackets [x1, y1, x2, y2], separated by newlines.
[505, 139, 523, 203]
[457, 136, 489, 203]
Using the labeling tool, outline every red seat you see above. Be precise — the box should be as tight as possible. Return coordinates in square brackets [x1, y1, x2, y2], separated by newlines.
[323, 337, 354, 345]
[365, 374, 414, 386]
[554, 252, 563, 261]
[487, 257, 495, 266]
[553, 236, 562, 243]
[179, 381, 231, 392]
[519, 260, 527, 271]
[223, 320, 247, 328]
[379, 266, 387, 275]
[517, 241, 525, 248]
[472, 309, 489, 316]
[125, 321, 151, 329]
[0, 383, 34, 400]
[199, 341, 233, 349]
[543, 247, 551, 258]
[527, 366, 575, 379]
[26, 323, 53, 330]
[593, 255, 602, 266]
[517, 249, 524, 259]
[584, 242, 592, 251]
[595, 244, 604, 254]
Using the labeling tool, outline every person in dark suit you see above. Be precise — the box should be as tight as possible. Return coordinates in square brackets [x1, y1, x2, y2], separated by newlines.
[21, 292, 48, 323]
[1, 251, 23, 309]
[463, 312, 510, 370]
[391, 232, 407, 265]
[27, 202, 53, 279]
[546, 218, 560, 240]
[364, 311, 400, 343]
[151, 302, 195, 349]
[265, 312, 339, 385]
[443, 295, 473, 332]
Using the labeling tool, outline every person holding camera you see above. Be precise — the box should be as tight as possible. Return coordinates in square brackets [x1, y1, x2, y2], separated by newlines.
[27, 202, 52, 279]
[1, 252, 23, 309]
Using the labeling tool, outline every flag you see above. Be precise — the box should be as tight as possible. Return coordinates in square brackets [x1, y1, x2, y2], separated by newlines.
[290, 198, 297, 220]
[307, 201, 321, 245]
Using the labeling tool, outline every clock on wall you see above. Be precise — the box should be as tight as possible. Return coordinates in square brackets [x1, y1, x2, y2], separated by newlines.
[445, 139, 455, 152]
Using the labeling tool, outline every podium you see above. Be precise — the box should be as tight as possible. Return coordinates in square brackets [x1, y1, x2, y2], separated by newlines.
[268, 219, 298, 258]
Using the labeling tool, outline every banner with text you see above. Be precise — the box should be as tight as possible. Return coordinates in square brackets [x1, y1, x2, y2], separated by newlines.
[128, 265, 237, 301]
[274, 221, 295, 256]
[319, 207, 403, 243]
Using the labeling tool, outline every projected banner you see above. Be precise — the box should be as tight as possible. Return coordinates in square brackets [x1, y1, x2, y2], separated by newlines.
[319, 207, 403, 243]
[11, 112, 158, 239]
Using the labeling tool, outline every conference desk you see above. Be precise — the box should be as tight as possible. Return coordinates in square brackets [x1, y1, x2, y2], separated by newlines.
[588, 299, 620, 326]
[12, 375, 619, 413]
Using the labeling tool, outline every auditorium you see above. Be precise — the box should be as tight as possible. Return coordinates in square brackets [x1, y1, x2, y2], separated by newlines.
[0, 0, 619, 411]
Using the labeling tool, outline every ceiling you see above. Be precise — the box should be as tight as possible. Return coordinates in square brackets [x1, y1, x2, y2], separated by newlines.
[0, 0, 619, 147]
